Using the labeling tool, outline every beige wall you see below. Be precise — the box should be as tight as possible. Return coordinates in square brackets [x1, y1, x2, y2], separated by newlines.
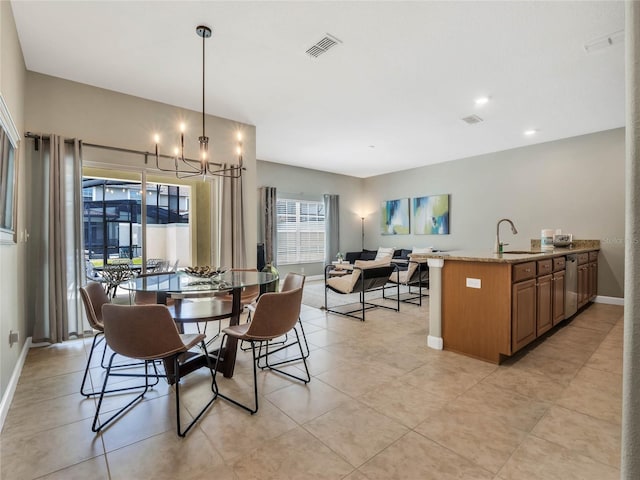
[146, 224, 190, 267]
[259, 129, 624, 298]
[0, 1, 27, 402]
[256, 160, 364, 276]
[363, 128, 625, 298]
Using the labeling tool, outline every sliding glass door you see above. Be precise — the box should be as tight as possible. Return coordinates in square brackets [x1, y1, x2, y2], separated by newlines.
[82, 174, 191, 270]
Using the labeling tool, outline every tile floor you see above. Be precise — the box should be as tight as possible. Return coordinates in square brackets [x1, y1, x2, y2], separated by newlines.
[0, 288, 624, 479]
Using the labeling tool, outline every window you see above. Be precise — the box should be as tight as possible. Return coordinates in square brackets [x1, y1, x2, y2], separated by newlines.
[276, 198, 325, 264]
[82, 177, 191, 265]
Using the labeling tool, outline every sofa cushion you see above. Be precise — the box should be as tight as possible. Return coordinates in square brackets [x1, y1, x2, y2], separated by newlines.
[413, 246, 433, 254]
[328, 258, 391, 294]
[389, 261, 418, 284]
[327, 272, 360, 293]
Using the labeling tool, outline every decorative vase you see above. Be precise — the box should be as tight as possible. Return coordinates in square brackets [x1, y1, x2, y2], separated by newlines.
[261, 262, 280, 293]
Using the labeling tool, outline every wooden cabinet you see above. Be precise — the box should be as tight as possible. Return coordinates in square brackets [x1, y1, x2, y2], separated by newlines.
[536, 274, 553, 336]
[577, 253, 590, 308]
[512, 278, 537, 352]
[552, 269, 566, 325]
[535, 259, 553, 336]
[588, 251, 598, 301]
[511, 262, 538, 352]
[441, 249, 599, 363]
[552, 256, 566, 326]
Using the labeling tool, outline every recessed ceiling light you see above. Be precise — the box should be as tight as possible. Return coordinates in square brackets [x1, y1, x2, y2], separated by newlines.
[524, 129, 538, 136]
[475, 96, 490, 106]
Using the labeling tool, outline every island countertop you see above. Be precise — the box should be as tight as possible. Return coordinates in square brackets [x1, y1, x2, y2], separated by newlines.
[419, 240, 600, 264]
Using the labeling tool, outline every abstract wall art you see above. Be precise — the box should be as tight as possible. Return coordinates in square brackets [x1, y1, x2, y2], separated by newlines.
[380, 198, 410, 235]
[413, 194, 450, 235]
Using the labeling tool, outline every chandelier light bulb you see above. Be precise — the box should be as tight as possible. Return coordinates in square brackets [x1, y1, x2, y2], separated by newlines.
[149, 24, 243, 179]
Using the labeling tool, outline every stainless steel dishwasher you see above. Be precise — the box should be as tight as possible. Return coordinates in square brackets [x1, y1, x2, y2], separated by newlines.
[565, 254, 578, 318]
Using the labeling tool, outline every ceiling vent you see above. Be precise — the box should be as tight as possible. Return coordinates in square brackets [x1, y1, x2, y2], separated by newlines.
[306, 34, 342, 58]
[584, 29, 624, 53]
[461, 114, 484, 125]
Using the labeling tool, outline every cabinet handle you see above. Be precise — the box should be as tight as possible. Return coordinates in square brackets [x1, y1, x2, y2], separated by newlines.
[525, 269, 531, 272]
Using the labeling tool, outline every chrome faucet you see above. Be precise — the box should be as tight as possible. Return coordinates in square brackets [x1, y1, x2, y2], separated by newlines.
[495, 218, 518, 254]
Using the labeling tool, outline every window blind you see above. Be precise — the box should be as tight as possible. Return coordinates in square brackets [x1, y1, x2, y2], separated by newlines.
[276, 198, 325, 264]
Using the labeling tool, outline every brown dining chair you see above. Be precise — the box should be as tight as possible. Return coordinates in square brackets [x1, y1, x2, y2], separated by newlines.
[92, 304, 217, 437]
[217, 268, 261, 307]
[79, 282, 110, 396]
[132, 271, 175, 306]
[214, 286, 309, 414]
[80, 282, 159, 397]
[254, 272, 310, 364]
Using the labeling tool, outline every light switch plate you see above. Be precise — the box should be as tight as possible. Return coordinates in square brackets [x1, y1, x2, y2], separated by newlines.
[466, 278, 481, 289]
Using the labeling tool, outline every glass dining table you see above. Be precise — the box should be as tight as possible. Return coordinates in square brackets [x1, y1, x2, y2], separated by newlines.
[121, 270, 278, 378]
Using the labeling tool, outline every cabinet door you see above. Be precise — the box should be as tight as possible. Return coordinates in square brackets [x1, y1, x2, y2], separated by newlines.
[537, 274, 553, 336]
[552, 270, 565, 326]
[577, 265, 589, 308]
[589, 261, 598, 301]
[512, 279, 537, 352]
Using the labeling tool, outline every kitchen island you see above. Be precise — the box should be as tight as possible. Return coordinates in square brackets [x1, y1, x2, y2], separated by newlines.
[424, 241, 600, 363]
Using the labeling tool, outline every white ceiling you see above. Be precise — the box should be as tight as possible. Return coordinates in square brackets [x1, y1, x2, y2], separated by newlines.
[10, 1, 625, 178]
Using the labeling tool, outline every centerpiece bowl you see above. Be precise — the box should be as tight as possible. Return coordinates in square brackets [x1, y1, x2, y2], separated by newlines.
[184, 266, 226, 278]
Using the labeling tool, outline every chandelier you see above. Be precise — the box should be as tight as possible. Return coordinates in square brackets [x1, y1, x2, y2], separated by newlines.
[152, 25, 243, 179]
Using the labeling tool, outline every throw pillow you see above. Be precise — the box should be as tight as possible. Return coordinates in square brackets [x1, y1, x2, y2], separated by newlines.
[375, 247, 395, 261]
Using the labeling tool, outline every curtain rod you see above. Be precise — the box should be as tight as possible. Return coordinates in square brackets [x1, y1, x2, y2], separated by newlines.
[24, 131, 224, 167]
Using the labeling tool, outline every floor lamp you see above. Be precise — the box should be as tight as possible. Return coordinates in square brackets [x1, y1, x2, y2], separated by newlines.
[361, 217, 365, 250]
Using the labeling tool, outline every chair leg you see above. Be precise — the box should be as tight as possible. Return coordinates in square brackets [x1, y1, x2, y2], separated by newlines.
[92, 353, 150, 433]
[175, 340, 218, 437]
[214, 334, 259, 414]
[82, 334, 158, 396]
[255, 317, 310, 367]
[80, 333, 104, 397]
[297, 319, 310, 358]
[260, 329, 311, 384]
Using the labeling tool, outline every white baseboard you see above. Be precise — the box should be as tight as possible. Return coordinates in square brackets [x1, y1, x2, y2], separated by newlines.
[595, 295, 624, 306]
[306, 274, 324, 282]
[0, 336, 32, 433]
[427, 335, 443, 350]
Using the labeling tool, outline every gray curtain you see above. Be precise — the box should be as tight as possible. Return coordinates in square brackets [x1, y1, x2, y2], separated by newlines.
[260, 186, 277, 266]
[29, 136, 84, 343]
[218, 164, 246, 268]
[324, 194, 340, 265]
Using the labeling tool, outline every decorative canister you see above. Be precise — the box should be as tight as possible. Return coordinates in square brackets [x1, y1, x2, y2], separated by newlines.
[541, 229, 554, 251]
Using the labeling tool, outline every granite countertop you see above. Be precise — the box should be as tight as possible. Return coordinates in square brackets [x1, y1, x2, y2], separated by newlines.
[422, 240, 600, 264]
